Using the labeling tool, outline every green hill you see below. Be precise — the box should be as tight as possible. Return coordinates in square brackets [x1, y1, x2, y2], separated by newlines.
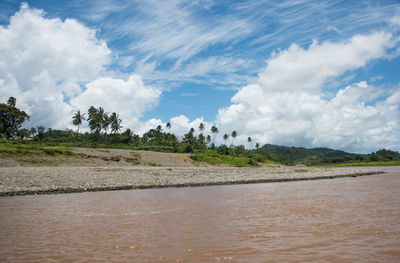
[261, 144, 352, 160]
[258, 144, 400, 166]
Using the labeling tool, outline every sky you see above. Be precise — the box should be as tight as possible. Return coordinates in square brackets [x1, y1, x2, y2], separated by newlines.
[0, 0, 399, 153]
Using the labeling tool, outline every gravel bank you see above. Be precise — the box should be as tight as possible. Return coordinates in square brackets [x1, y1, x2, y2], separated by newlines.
[0, 166, 383, 196]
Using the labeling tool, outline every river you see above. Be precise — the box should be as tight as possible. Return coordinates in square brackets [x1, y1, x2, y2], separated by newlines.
[1, 167, 399, 262]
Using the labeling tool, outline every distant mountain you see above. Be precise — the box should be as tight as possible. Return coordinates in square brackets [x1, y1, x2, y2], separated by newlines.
[260, 144, 353, 162]
[257, 144, 400, 165]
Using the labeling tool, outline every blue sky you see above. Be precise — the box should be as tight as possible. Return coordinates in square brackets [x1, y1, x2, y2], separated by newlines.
[0, 0, 399, 152]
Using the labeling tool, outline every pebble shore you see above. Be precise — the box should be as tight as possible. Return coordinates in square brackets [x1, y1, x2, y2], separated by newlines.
[0, 166, 384, 196]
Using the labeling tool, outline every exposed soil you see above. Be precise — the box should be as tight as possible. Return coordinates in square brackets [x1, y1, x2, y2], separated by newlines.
[0, 147, 197, 167]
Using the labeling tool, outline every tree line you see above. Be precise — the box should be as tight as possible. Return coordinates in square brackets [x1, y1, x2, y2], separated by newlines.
[0, 97, 261, 156]
[2, 97, 397, 165]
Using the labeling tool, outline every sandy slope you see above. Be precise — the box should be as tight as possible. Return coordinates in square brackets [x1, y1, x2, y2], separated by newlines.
[0, 147, 197, 167]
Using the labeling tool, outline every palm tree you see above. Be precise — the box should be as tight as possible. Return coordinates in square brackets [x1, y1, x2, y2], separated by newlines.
[255, 142, 260, 150]
[7, 97, 16, 107]
[183, 128, 195, 146]
[122, 128, 133, 144]
[166, 122, 171, 133]
[87, 106, 100, 135]
[206, 135, 211, 145]
[211, 126, 219, 144]
[37, 126, 46, 140]
[199, 123, 205, 133]
[231, 130, 237, 146]
[98, 107, 110, 134]
[30, 127, 37, 137]
[87, 106, 106, 136]
[72, 110, 85, 134]
[110, 112, 122, 133]
[247, 137, 253, 149]
[223, 133, 229, 145]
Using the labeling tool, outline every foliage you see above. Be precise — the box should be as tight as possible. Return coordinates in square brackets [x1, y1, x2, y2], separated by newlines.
[110, 112, 122, 133]
[0, 144, 75, 157]
[2, 97, 399, 167]
[0, 97, 30, 139]
[192, 153, 260, 167]
[259, 143, 400, 166]
[72, 110, 85, 134]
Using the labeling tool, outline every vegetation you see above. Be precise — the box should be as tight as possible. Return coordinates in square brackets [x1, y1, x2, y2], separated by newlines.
[0, 97, 399, 167]
[260, 144, 400, 166]
[0, 143, 75, 157]
[0, 97, 30, 139]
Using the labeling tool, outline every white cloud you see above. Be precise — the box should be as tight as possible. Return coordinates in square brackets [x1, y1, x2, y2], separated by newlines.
[258, 31, 394, 92]
[71, 74, 161, 130]
[216, 32, 400, 152]
[391, 14, 400, 26]
[0, 4, 160, 130]
[169, 115, 212, 137]
[133, 115, 213, 139]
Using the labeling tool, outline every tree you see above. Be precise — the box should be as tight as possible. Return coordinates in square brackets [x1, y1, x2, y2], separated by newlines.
[199, 123, 205, 133]
[87, 106, 102, 136]
[223, 133, 229, 145]
[211, 126, 219, 144]
[47, 128, 53, 137]
[166, 122, 171, 133]
[0, 97, 30, 139]
[110, 112, 122, 133]
[198, 133, 206, 147]
[18, 128, 31, 139]
[231, 130, 237, 146]
[206, 135, 211, 145]
[72, 110, 85, 134]
[183, 128, 195, 146]
[37, 126, 46, 141]
[87, 106, 110, 137]
[30, 127, 37, 137]
[100, 108, 111, 134]
[122, 128, 133, 144]
[255, 142, 260, 149]
[7, 97, 16, 107]
[247, 137, 252, 149]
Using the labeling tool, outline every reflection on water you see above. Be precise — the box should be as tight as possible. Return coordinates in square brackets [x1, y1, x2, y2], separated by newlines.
[1, 167, 399, 262]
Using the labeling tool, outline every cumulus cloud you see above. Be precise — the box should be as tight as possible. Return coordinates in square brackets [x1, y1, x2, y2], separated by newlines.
[258, 31, 394, 92]
[135, 115, 213, 138]
[71, 74, 161, 130]
[391, 14, 400, 26]
[0, 4, 160, 130]
[169, 115, 213, 137]
[216, 32, 400, 152]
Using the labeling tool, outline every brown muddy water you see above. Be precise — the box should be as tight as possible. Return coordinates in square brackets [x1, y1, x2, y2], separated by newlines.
[0, 167, 399, 262]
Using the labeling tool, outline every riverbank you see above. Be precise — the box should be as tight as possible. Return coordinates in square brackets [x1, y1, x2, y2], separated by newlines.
[0, 166, 383, 196]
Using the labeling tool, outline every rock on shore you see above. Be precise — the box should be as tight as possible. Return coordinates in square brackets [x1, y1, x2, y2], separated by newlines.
[0, 166, 383, 196]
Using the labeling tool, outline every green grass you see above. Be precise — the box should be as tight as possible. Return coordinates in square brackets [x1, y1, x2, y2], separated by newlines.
[148, 162, 162, 167]
[191, 153, 260, 167]
[312, 160, 400, 167]
[0, 144, 75, 157]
